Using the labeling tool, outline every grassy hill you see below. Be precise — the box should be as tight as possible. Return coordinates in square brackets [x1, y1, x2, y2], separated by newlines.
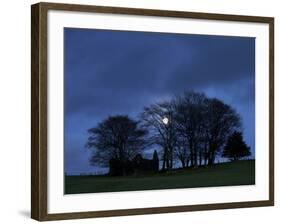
[65, 160, 255, 194]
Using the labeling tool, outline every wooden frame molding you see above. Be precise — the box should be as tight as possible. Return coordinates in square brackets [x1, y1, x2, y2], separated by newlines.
[31, 2, 274, 221]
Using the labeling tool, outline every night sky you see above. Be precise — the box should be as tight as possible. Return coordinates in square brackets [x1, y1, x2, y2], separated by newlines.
[64, 28, 255, 175]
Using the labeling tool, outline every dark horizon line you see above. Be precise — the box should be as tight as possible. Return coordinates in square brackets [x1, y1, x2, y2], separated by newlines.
[65, 158, 256, 176]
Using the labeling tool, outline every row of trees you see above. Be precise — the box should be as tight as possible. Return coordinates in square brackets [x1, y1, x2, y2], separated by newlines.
[86, 91, 251, 172]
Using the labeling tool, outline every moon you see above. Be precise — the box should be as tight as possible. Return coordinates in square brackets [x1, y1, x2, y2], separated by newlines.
[162, 117, 169, 125]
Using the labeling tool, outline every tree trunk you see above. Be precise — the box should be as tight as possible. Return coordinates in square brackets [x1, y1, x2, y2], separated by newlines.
[208, 151, 215, 165]
[193, 148, 198, 167]
[166, 156, 170, 170]
[162, 153, 166, 171]
[168, 146, 173, 170]
[170, 147, 173, 169]
[190, 149, 194, 167]
[180, 158, 185, 168]
[199, 150, 202, 166]
[186, 158, 190, 168]
[204, 156, 208, 166]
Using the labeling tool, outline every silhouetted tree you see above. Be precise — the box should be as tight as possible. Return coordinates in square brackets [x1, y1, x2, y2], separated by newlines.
[152, 150, 159, 171]
[140, 101, 177, 170]
[204, 98, 241, 165]
[173, 92, 207, 167]
[86, 91, 245, 174]
[141, 91, 243, 169]
[86, 115, 147, 174]
[153, 150, 159, 161]
[174, 135, 190, 168]
[222, 131, 251, 161]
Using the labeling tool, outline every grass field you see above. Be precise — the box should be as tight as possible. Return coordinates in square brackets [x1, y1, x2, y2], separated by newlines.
[65, 160, 255, 194]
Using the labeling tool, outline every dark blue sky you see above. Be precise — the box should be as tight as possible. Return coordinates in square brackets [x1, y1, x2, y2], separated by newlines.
[64, 28, 255, 175]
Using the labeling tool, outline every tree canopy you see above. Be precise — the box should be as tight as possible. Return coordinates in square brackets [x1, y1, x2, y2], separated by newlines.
[86, 115, 147, 167]
[85, 91, 248, 173]
[222, 131, 251, 161]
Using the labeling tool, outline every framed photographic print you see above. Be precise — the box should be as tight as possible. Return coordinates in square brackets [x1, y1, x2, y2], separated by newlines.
[31, 2, 274, 221]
